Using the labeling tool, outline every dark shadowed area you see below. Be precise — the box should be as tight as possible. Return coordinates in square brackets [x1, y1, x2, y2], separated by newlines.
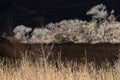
[0, 37, 119, 66]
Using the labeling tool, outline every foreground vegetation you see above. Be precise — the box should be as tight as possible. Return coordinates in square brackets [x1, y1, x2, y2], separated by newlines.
[1, 55, 120, 80]
[0, 36, 120, 80]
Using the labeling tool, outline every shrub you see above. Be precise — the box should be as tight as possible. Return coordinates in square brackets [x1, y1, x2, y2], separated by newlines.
[79, 27, 84, 34]
[72, 36, 78, 42]
[13, 25, 32, 41]
[55, 34, 65, 42]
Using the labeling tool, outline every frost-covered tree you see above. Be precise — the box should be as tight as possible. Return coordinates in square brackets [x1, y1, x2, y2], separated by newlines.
[87, 4, 108, 22]
[86, 4, 109, 42]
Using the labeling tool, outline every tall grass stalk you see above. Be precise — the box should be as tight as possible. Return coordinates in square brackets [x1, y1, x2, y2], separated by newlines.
[1, 55, 120, 80]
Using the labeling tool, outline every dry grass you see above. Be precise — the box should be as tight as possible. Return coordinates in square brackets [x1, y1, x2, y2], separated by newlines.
[1, 55, 120, 80]
[0, 37, 120, 80]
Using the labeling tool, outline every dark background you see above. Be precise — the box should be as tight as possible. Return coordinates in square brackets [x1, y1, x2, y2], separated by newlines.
[0, 0, 120, 34]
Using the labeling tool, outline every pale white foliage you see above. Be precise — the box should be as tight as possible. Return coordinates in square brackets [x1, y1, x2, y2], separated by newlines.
[46, 19, 86, 36]
[12, 4, 120, 43]
[30, 28, 54, 43]
[111, 9, 115, 14]
[87, 4, 108, 19]
[13, 25, 32, 41]
[31, 28, 51, 39]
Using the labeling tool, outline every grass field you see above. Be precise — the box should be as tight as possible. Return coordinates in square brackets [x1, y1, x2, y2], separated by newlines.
[1, 55, 120, 80]
[0, 37, 120, 80]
